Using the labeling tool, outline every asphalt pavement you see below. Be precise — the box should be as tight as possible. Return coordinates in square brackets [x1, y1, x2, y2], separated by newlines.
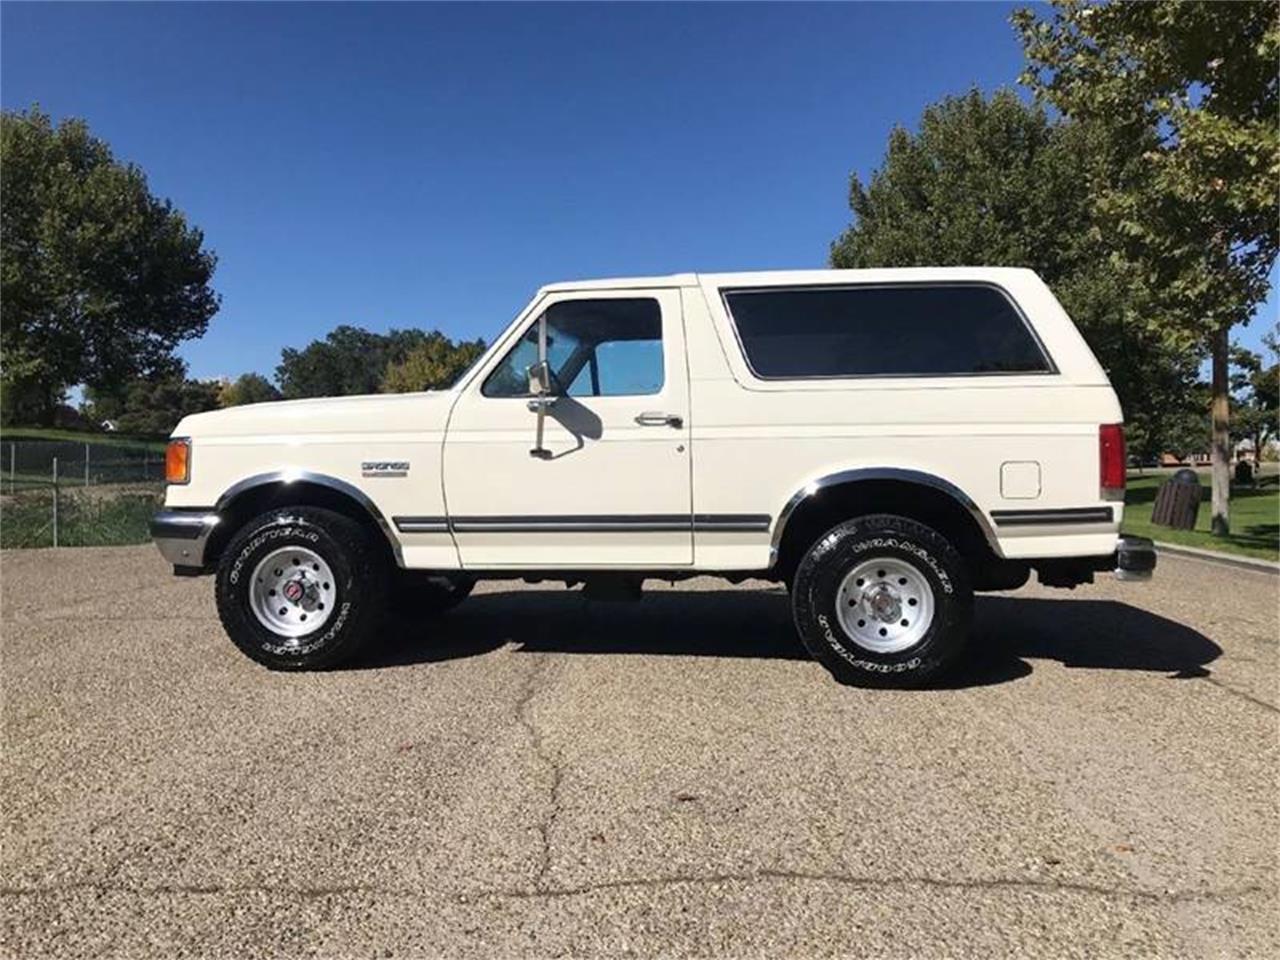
[1, 545, 1276, 958]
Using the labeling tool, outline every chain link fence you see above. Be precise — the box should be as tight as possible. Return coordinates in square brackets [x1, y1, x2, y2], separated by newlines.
[0, 440, 165, 548]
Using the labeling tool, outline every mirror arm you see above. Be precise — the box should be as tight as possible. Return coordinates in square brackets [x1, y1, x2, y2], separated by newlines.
[529, 401, 552, 459]
[530, 315, 552, 459]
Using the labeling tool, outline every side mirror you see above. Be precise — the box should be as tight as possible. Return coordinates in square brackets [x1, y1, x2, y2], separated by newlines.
[527, 359, 552, 398]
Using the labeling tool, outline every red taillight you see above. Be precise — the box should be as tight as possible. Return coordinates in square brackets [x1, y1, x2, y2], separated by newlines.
[1099, 423, 1126, 496]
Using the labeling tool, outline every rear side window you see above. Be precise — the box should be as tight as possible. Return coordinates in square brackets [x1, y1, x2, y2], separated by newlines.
[721, 284, 1051, 379]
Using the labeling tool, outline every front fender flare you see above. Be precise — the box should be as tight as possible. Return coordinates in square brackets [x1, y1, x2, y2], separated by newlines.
[215, 470, 405, 567]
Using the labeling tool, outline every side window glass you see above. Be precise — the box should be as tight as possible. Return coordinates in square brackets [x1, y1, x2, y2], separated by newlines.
[722, 284, 1050, 378]
[587, 339, 664, 396]
[482, 327, 538, 397]
[483, 298, 663, 397]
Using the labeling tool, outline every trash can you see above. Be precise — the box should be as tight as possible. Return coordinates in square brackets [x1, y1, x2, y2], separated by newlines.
[1234, 460, 1254, 485]
[1151, 469, 1202, 530]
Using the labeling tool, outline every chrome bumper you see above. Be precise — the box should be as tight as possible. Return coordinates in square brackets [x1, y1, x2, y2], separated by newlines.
[150, 509, 220, 571]
[1114, 534, 1156, 581]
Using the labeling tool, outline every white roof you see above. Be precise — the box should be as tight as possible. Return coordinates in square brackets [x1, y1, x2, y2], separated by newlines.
[540, 273, 698, 293]
[539, 266, 1037, 293]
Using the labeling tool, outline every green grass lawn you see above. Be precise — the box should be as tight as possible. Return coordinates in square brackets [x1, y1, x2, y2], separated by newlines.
[1122, 470, 1279, 561]
[0, 488, 163, 549]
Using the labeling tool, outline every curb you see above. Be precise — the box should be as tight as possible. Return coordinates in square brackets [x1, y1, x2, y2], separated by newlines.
[1154, 541, 1280, 576]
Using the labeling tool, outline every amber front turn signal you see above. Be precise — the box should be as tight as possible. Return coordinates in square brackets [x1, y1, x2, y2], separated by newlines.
[165, 438, 191, 484]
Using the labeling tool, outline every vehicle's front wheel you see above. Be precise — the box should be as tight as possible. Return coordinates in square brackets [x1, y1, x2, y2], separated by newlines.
[215, 507, 388, 670]
[790, 514, 972, 687]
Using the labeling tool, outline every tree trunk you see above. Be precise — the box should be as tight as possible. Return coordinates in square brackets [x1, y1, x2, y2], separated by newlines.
[1253, 427, 1262, 486]
[37, 388, 58, 428]
[1209, 325, 1231, 536]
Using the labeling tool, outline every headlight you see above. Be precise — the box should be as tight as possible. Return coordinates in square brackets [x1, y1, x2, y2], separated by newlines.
[165, 438, 191, 484]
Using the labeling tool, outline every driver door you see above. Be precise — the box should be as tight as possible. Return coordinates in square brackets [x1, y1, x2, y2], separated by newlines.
[442, 288, 692, 568]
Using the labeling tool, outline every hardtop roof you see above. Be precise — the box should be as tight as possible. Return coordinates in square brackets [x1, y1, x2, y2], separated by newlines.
[538, 266, 1037, 294]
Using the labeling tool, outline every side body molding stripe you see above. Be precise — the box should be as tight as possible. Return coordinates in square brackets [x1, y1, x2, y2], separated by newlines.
[770, 467, 1004, 561]
[693, 514, 771, 532]
[393, 514, 772, 534]
[453, 515, 690, 533]
[990, 507, 1114, 526]
[215, 470, 406, 567]
[393, 516, 450, 534]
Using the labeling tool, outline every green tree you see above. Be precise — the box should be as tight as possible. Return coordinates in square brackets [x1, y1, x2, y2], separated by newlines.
[276, 326, 431, 398]
[113, 373, 223, 436]
[1014, 0, 1279, 534]
[381, 333, 486, 393]
[1230, 329, 1280, 467]
[0, 107, 219, 425]
[1118, 341, 1204, 466]
[81, 355, 186, 425]
[1160, 383, 1212, 464]
[830, 89, 1199, 455]
[220, 372, 282, 407]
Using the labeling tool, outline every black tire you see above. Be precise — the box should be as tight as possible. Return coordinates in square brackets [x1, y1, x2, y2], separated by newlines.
[389, 571, 475, 620]
[790, 514, 973, 688]
[214, 507, 388, 670]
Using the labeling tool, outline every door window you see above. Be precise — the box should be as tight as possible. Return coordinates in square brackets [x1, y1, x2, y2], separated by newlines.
[483, 298, 663, 398]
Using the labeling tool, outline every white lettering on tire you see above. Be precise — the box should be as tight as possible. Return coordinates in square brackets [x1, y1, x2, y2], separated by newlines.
[816, 613, 923, 672]
[848, 537, 952, 595]
[229, 524, 320, 585]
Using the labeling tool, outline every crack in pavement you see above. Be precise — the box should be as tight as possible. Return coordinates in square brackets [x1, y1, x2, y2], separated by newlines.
[1199, 674, 1278, 713]
[0, 871, 1267, 906]
[513, 652, 564, 892]
[962, 673, 1274, 958]
[477, 869, 1271, 904]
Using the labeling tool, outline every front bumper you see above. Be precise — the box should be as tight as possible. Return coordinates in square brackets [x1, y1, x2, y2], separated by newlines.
[150, 508, 220, 571]
[1113, 534, 1157, 581]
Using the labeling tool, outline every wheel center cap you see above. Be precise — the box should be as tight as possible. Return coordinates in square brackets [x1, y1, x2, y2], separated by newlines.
[866, 586, 901, 623]
[282, 579, 306, 604]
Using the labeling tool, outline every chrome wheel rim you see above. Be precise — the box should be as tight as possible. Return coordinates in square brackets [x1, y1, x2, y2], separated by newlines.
[249, 546, 337, 639]
[836, 556, 935, 653]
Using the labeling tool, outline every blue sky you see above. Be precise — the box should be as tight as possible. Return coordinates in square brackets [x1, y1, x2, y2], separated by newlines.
[3, 1, 1274, 382]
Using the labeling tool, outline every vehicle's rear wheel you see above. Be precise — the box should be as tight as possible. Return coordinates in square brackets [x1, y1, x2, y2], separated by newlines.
[389, 571, 475, 620]
[215, 507, 388, 670]
[790, 513, 972, 687]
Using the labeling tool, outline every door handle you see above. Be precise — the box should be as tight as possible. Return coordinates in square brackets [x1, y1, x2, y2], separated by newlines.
[634, 412, 683, 428]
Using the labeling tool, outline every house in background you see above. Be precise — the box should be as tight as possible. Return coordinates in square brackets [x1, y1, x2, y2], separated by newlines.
[1232, 438, 1278, 464]
[1159, 451, 1211, 467]
[1158, 439, 1277, 468]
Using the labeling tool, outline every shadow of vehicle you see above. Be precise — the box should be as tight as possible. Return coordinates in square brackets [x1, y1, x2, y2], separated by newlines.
[969, 595, 1222, 681]
[352, 588, 1222, 690]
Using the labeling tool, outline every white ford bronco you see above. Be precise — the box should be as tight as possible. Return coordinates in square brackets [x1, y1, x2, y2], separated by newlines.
[152, 268, 1155, 685]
